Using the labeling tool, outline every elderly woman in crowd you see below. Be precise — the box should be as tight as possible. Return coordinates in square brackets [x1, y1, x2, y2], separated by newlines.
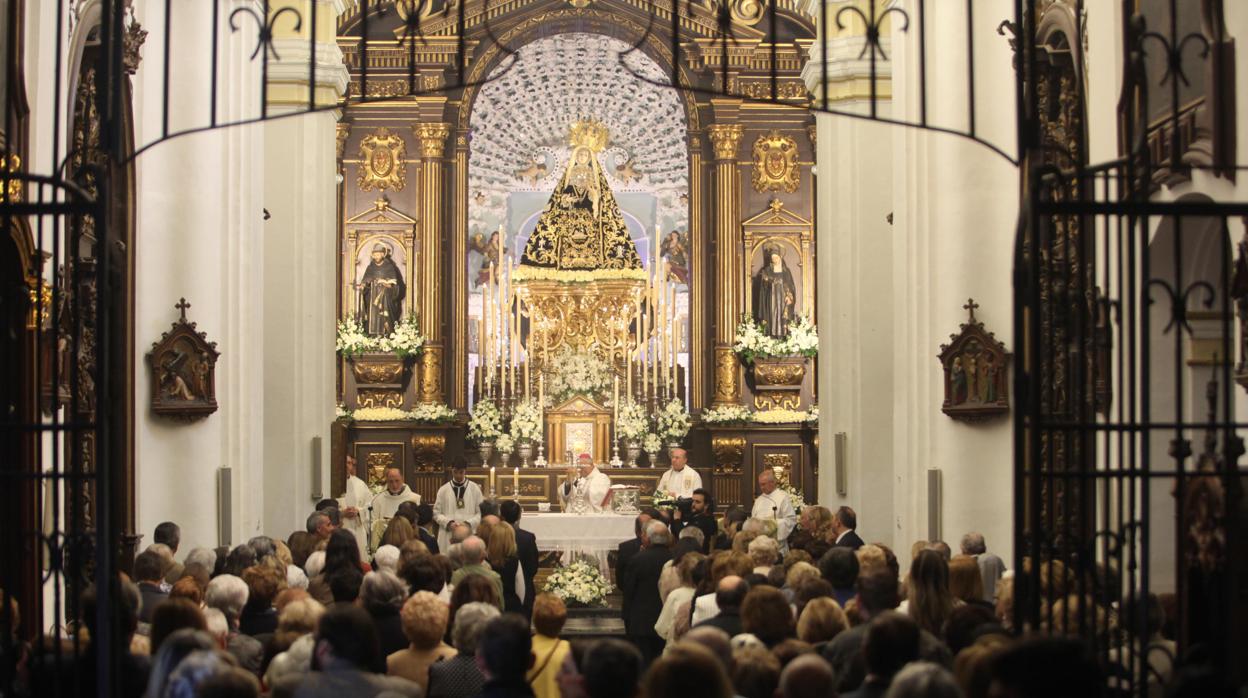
[375, 544, 401, 576]
[388, 590, 457, 692]
[148, 598, 207, 658]
[238, 565, 280, 636]
[427, 602, 499, 698]
[204, 574, 264, 675]
[527, 593, 572, 698]
[748, 536, 780, 577]
[271, 596, 324, 656]
[361, 570, 411, 656]
[788, 506, 835, 560]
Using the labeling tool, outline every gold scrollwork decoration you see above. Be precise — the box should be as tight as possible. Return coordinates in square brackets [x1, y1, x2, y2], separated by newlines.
[753, 391, 801, 411]
[351, 358, 406, 384]
[707, 124, 744, 161]
[713, 347, 740, 404]
[751, 131, 800, 194]
[419, 345, 443, 404]
[358, 127, 408, 192]
[365, 452, 395, 487]
[729, 0, 764, 26]
[711, 435, 747, 474]
[411, 433, 447, 472]
[1, 154, 23, 202]
[415, 122, 451, 159]
[358, 390, 404, 409]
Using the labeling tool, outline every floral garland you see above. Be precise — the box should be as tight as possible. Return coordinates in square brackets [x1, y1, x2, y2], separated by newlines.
[512, 266, 650, 284]
[656, 399, 692, 442]
[336, 315, 426, 358]
[617, 399, 650, 441]
[346, 405, 456, 423]
[751, 408, 814, 424]
[467, 401, 504, 443]
[509, 400, 543, 442]
[547, 350, 612, 404]
[408, 403, 457, 423]
[732, 315, 819, 364]
[543, 558, 613, 607]
[701, 405, 753, 424]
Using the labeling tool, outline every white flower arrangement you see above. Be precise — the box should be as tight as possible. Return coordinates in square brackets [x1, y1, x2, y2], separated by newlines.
[495, 432, 516, 454]
[408, 403, 456, 423]
[351, 406, 411, 421]
[642, 432, 663, 454]
[509, 400, 543, 442]
[701, 404, 753, 424]
[335, 405, 352, 420]
[543, 558, 613, 607]
[732, 315, 819, 364]
[336, 314, 426, 358]
[547, 350, 612, 403]
[467, 400, 503, 443]
[806, 405, 819, 422]
[778, 483, 806, 514]
[656, 399, 692, 442]
[785, 315, 819, 357]
[750, 409, 810, 424]
[617, 399, 650, 441]
[512, 266, 650, 284]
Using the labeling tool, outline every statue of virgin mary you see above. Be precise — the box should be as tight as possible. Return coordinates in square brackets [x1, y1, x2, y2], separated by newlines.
[519, 121, 643, 272]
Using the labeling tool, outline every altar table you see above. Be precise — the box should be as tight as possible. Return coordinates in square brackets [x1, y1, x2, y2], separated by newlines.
[518, 512, 636, 577]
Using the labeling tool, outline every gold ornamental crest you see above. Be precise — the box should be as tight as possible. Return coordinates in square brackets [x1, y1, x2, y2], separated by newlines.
[358, 127, 407, 192]
[751, 131, 800, 193]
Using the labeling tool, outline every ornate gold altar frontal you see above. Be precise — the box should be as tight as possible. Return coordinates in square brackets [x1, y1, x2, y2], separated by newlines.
[514, 277, 645, 368]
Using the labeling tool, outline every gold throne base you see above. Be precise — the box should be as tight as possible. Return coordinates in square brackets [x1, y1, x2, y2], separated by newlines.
[515, 276, 646, 369]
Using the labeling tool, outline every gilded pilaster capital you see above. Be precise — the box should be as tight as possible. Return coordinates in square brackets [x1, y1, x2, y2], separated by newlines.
[707, 124, 745, 161]
[415, 122, 452, 159]
[806, 123, 817, 147]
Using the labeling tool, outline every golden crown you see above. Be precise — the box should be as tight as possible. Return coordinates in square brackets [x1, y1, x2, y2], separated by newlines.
[568, 119, 610, 153]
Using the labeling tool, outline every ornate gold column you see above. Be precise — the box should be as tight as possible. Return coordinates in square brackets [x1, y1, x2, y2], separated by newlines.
[415, 122, 450, 404]
[708, 122, 744, 405]
[451, 132, 470, 408]
[688, 131, 707, 409]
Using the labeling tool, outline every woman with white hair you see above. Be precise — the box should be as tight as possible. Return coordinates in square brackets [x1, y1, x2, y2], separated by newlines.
[884, 661, 964, 698]
[748, 535, 780, 576]
[362, 570, 411, 656]
[204, 574, 264, 676]
[427, 602, 500, 698]
[375, 544, 401, 575]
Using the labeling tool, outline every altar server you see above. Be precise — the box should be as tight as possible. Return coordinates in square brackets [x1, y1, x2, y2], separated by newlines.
[655, 448, 702, 500]
[433, 458, 484, 551]
[751, 468, 796, 550]
[338, 454, 373, 557]
[559, 453, 612, 513]
[371, 467, 421, 548]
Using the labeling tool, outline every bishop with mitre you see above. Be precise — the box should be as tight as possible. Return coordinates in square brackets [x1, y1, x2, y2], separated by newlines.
[559, 453, 613, 513]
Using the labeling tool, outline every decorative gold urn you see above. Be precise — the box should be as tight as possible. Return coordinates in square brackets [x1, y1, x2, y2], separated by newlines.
[348, 353, 413, 409]
[750, 356, 807, 410]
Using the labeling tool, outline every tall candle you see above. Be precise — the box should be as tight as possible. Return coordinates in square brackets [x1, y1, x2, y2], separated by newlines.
[613, 375, 619, 425]
[523, 297, 531, 401]
[513, 466, 519, 493]
[489, 466, 496, 492]
[539, 372, 545, 409]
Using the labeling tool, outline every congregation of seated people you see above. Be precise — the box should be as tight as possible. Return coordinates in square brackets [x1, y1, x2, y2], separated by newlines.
[1, 497, 1209, 698]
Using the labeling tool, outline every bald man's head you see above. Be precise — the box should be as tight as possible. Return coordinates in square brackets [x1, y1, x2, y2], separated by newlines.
[462, 535, 486, 564]
[682, 627, 732, 669]
[715, 575, 749, 611]
[482, 514, 501, 527]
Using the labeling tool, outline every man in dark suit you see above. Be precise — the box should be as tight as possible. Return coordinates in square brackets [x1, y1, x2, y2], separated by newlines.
[842, 612, 920, 698]
[831, 505, 865, 550]
[693, 575, 748, 638]
[499, 499, 538, 616]
[671, 489, 718, 553]
[133, 551, 167, 625]
[621, 520, 672, 664]
[616, 509, 658, 634]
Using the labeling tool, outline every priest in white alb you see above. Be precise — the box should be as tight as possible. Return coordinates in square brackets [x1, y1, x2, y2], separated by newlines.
[656, 448, 702, 500]
[751, 468, 797, 551]
[559, 453, 612, 513]
[338, 454, 373, 557]
[433, 458, 483, 551]
[370, 467, 421, 547]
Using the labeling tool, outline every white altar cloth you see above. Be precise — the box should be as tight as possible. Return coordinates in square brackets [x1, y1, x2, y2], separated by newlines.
[518, 512, 636, 577]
